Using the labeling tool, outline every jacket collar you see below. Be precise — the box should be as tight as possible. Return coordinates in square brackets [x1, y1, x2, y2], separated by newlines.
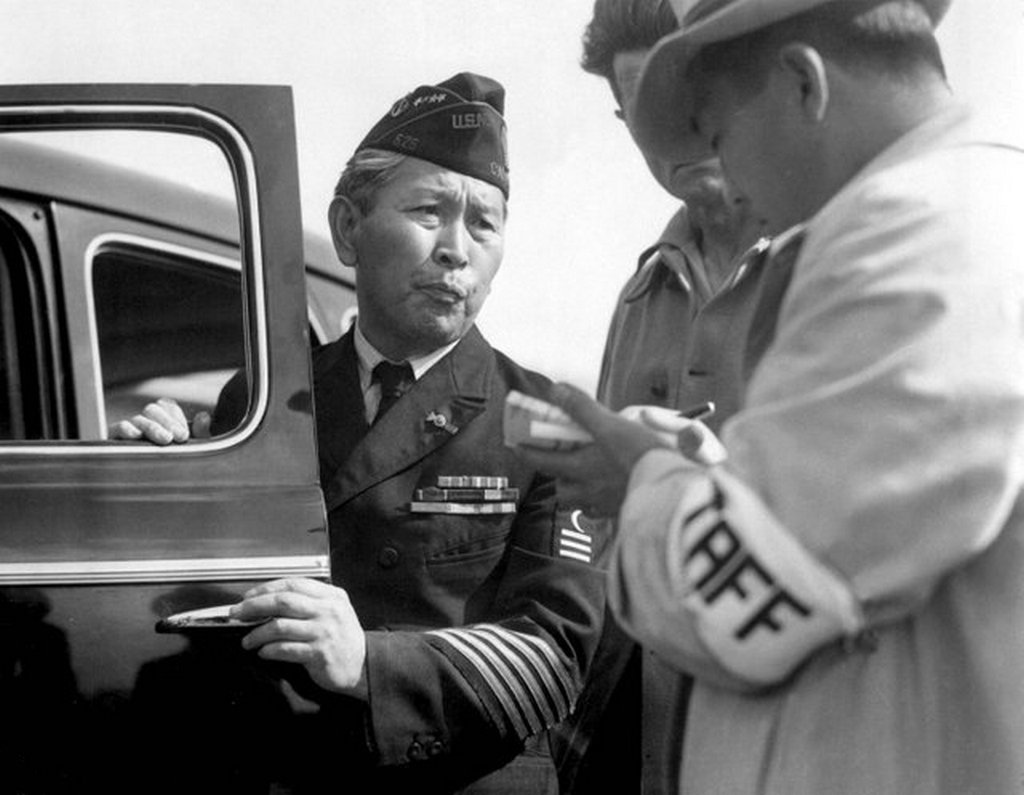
[625, 205, 769, 304]
[321, 325, 493, 512]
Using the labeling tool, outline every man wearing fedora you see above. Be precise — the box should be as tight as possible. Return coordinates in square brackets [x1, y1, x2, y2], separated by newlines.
[518, 1, 1024, 792]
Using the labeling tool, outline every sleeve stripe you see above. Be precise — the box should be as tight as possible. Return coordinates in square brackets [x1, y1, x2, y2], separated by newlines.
[429, 627, 548, 736]
[429, 629, 533, 738]
[475, 625, 576, 710]
[472, 627, 569, 723]
[466, 630, 559, 728]
[426, 624, 577, 739]
[560, 528, 591, 543]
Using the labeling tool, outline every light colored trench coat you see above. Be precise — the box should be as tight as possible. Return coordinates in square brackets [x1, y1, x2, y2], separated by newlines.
[611, 105, 1024, 794]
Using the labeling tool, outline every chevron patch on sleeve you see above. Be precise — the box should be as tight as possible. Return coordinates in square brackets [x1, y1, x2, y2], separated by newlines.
[425, 624, 577, 739]
[556, 509, 594, 563]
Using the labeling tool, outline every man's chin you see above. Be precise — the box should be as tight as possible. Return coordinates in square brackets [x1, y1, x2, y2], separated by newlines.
[408, 314, 474, 353]
[688, 197, 746, 239]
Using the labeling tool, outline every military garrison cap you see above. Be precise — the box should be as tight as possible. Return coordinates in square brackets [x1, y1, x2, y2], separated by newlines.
[356, 72, 510, 197]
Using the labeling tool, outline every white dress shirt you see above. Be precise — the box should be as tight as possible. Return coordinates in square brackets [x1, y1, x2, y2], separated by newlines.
[353, 322, 459, 424]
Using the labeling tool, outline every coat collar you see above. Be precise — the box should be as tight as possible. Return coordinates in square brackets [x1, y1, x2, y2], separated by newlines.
[320, 325, 493, 512]
[625, 205, 769, 306]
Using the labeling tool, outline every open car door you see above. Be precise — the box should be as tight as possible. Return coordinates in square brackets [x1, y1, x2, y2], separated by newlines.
[0, 84, 329, 792]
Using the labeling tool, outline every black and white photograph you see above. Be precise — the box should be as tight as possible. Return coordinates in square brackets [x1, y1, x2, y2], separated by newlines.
[1, 2, 1023, 793]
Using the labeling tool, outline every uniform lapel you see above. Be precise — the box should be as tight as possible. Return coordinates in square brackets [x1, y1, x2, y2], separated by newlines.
[322, 326, 493, 513]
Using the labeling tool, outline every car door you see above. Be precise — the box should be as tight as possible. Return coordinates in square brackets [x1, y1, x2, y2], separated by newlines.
[0, 84, 329, 793]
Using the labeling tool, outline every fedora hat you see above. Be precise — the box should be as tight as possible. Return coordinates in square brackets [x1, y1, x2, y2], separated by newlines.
[631, 0, 952, 164]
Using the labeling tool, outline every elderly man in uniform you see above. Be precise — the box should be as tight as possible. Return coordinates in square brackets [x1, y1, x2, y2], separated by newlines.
[113, 72, 605, 794]
[552, 1, 767, 792]
[521, 1, 1024, 793]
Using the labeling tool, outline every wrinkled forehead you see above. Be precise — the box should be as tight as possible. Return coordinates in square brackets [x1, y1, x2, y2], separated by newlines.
[391, 156, 508, 213]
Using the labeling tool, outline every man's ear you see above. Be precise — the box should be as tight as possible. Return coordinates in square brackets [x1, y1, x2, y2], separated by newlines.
[328, 195, 362, 268]
[778, 43, 830, 124]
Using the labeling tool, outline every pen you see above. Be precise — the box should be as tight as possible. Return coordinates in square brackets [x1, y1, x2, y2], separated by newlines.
[679, 401, 716, 422]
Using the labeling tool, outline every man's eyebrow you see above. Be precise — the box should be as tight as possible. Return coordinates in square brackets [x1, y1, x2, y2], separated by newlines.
[469, 192, 500, 208]
[468, 194, 505, 218]
[405, 184, 448, 197]
[404, 182, 461, 201]
[402, 181, 504, 216]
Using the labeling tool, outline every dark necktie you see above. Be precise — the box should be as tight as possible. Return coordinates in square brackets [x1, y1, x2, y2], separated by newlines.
[742, 230, 806, 387]
[372, 360, 415, 424]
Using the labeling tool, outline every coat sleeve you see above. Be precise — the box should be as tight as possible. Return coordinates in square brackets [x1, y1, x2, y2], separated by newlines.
[362, 472, 608, 773]
[209, 368, 248, 436]
[608, 149, 1024, 689]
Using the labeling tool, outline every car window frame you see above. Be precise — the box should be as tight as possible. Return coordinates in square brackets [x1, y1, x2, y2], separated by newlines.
[0, 100, 269, 455]
[83, 232, 245, 440]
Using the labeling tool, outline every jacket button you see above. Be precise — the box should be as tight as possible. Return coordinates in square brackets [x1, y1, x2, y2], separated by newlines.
[378, 546, 400, 569]
[407, 741, 426, 761]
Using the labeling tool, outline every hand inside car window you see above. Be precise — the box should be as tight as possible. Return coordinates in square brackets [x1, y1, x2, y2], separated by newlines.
[108, 397, 212, 445]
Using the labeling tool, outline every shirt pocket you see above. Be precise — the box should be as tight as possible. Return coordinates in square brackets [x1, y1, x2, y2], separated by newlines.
[423, 526, 512, 611]
[425, 526, 511, 568]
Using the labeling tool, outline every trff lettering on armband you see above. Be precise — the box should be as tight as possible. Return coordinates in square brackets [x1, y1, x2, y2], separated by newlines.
[684, 485, 812, 641]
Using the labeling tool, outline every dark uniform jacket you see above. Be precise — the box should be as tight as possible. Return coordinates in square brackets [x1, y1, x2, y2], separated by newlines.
[220, 325, 606, 793]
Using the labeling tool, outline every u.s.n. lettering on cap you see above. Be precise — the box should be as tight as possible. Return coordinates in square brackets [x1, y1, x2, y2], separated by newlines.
[355, 71, 510, 197]
[631, 0, 953, 166]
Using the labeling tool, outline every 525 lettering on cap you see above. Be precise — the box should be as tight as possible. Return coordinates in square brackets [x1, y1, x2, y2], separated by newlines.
[355, 71, 510, 197]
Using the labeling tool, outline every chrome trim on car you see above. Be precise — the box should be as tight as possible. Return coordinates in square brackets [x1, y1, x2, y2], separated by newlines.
[0, 102, 268, 456]
[0, 555, 330, 585]
[308, 307, 327, 347]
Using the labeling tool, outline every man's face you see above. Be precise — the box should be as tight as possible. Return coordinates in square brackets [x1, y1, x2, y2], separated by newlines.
[613, 49, 754, 233]
[342, 157, 506, 360]
[690, 67, 808, 234]
[613, 49, 684, 195]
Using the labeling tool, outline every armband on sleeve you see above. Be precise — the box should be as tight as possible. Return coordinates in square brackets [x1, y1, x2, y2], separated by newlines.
[675, 467, 864, 685]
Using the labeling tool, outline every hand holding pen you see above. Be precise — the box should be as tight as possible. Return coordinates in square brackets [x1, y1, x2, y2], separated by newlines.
[513, 386, 727, 517]
[616, 400, 725, 464]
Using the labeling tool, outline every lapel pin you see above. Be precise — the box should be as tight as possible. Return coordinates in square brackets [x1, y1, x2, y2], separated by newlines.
[425, 411, 458, 434]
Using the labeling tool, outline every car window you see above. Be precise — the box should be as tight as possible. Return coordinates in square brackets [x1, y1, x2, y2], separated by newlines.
[0, 208, 49, 440]
[0, 122, 350, 446]
[0, 229, 28, 439]
[92, 242, 245, 430]
[0, 128, 259, 443]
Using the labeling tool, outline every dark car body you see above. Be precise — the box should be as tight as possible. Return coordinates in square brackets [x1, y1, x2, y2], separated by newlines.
[0, 84, 355, 792]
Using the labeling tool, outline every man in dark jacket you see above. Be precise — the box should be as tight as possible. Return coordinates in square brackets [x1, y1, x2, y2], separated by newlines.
[112, 72, 605, 794]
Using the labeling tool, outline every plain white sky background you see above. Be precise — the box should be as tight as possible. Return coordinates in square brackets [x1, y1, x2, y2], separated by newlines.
[1, 1, 1022, 393]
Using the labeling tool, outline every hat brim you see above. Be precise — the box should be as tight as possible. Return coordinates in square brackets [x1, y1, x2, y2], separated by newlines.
[630, 0, 952, 166]
[628, 0, 803, 166]
[629, 29, 708, 168]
